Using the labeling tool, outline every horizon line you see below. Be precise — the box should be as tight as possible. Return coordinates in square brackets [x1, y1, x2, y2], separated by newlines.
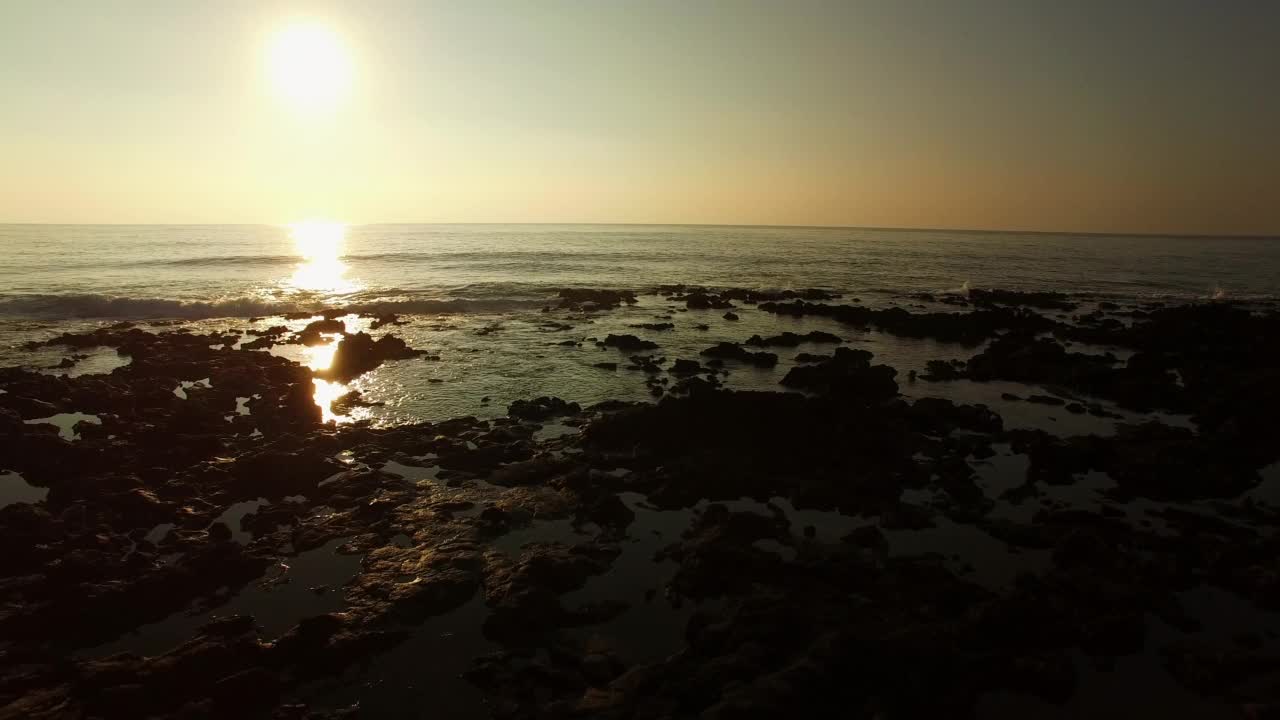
[0, 220, 1276, 240]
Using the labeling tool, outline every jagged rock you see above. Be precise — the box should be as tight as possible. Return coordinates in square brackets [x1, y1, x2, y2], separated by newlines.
[507, 396, 581, 421]
[744, 331, 842, 347]
[319, 333, 430, 382]
[699, 343, 777, 368]
[557, 289, 637, 310]
[780, 347, 898, 401]
[601, 334, 659, 351]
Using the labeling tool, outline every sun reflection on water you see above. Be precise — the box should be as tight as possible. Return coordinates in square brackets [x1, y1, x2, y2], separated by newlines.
[313, 377, 350, 424]
[288, 221, 357, 293]
[303, 339, 339, 371]
[301, 333, 351, 424]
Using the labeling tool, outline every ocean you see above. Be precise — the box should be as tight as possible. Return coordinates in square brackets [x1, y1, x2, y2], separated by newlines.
[4, 225, 1280, 717]
[2, 224, 1278, 320]
[3, 223, 1276, 425]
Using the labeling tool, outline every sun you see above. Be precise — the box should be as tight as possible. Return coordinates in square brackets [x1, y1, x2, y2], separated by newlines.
[266, 22, 352, 111]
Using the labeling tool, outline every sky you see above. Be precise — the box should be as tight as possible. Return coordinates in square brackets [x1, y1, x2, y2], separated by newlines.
[1, 0, 1277, 234]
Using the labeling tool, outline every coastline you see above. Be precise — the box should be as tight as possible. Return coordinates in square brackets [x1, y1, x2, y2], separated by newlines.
[2, 286, 1279, 718]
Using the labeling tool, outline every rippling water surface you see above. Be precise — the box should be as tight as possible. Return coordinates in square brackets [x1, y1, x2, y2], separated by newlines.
[4, 232, 1279, 719]
[2, 224, 1277, 319]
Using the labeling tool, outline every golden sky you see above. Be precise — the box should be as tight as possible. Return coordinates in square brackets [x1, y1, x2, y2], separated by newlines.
[1, 1, 1277, 235]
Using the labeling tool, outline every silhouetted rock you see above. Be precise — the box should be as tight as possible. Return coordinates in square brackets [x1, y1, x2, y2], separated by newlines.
[601, 334, 659, 351]
[319, 332, 429, 382]
[507, 396, 581, 421]
[744, 331, 842, 346]
[920, 359, 966, 381]
[557, 288, 637, 310]
[969, 288, 1077, 311]
[628, 322, 675, 331]
[780, 347, 898, 401]
[759, 300, 1058, 344]
[669, 359, 704, 375]
[331, 390, 385, 415]
[295, 318, 346, 345]
[367, 313, 406, 330]
[699, 342, 777, 367]
[683, 292, 735, 310]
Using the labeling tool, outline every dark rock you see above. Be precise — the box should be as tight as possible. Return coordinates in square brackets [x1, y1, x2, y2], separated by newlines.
[699, 343, 777, 368]
[744, 331, 842, 347]
[330, 390, 384, 415]
[295, 318, 346, 345]
[920, 359, 965, 381]
[759, 300, 1057, 344]
[508, 396, 581, 421]
[684, 292, 735, 310]
[669, 359, 704, 375]
[779, 347, 898, 402]
[557, 288, 637, 310]
[601, 334, 659, 351]
[969, 288, 1077, 311]
[319, 332, 429, 382]
[842, 525, 888, 554]
[1027, 394, 1066, 406]
[211, 667, 280, 712]
[367, 313, 406, 330]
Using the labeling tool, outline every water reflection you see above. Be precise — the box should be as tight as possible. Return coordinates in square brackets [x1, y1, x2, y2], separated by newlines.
[287, 221, 356, 293]
[313, 378, 349, 424]
[301, 333, 350, 424]
[303, 340, 338, 370]
[285, 222, 357, 423]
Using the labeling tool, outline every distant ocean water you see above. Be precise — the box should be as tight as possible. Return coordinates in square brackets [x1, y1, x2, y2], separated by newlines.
[2, 224, 1278, 320]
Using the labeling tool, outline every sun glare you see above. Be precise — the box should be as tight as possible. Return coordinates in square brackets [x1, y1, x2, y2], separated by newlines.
[267, 22, 352, 111]
[288, 220, 353, 292]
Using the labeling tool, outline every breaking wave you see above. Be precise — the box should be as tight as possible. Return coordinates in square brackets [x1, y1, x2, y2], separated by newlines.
[36, 249, 665, 272]
[0, 293, 552, 320]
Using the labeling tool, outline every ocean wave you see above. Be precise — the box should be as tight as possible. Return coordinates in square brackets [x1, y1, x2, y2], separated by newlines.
[346, 298, 551, 315]
[36, 248, 672, 272]
[4, 284, 1274, 321]
[876, 283, 1280, 304]
[0, 293, 554, 320]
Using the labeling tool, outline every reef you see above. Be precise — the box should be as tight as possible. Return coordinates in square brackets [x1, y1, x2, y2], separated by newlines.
[2, 292, 1279, 719]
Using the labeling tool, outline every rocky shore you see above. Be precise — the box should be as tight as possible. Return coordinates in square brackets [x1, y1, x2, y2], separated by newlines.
[1, 288, 1278, 719]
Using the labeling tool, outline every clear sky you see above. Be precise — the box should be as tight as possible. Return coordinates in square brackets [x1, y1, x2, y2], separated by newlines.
[1, 0, 1277, 234]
